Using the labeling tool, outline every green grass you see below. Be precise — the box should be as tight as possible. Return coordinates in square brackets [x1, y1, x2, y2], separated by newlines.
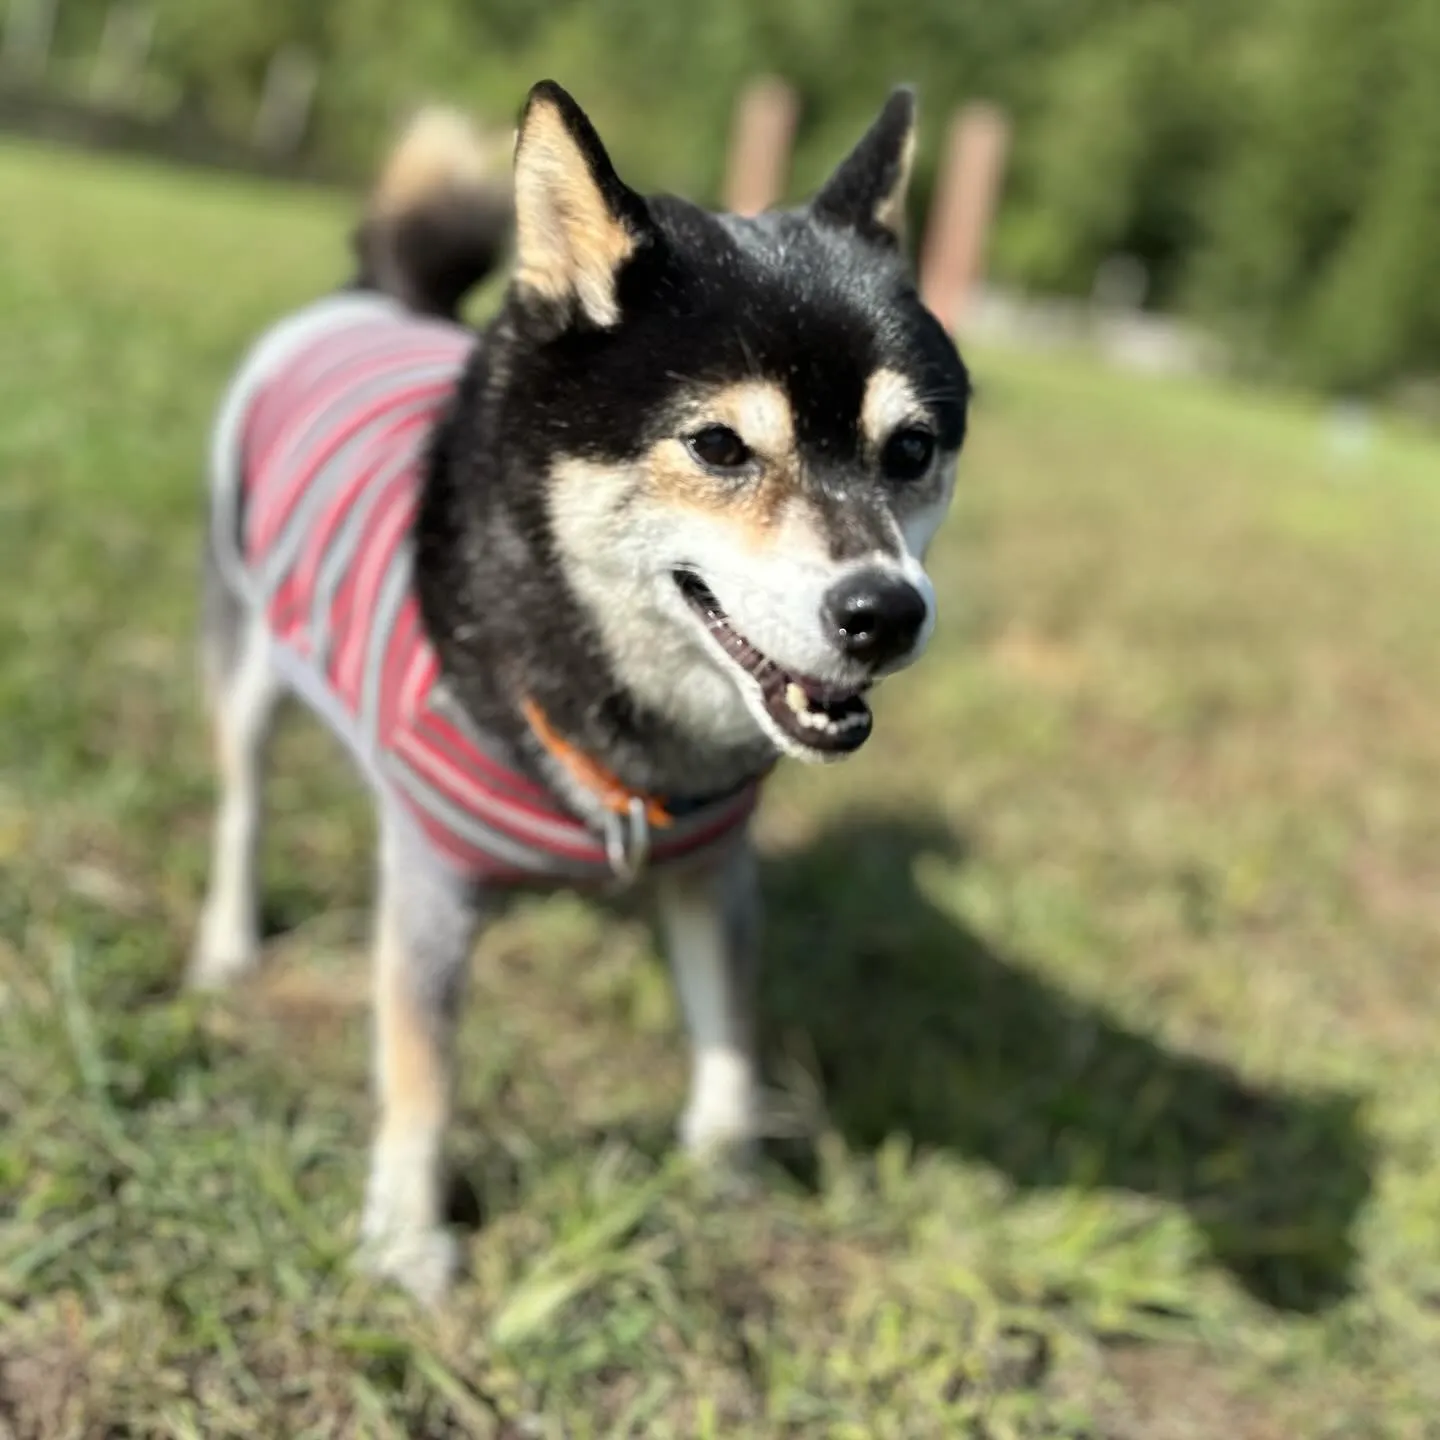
[3, 137, 1440, 1438]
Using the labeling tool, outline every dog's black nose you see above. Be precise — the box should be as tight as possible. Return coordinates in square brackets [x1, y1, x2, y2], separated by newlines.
[824, 569, 928, 668]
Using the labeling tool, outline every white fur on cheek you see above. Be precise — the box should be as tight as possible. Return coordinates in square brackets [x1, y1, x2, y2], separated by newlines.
[894, 550, 938, 662]
[895, 455, 957, 562]
[545, 460, 767, 748]
[665, 508, 857, 682]
[868, 457, 960, 670]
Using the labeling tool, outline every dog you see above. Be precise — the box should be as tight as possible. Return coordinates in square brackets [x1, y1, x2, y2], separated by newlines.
[192, 79, 970, 1303]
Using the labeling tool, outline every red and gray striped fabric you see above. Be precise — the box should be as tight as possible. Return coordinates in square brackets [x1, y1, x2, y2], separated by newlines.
[221, 299, 759, 884]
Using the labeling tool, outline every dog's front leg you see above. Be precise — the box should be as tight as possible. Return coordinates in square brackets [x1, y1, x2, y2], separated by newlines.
[655, 841, 761, 1159]
[358, 816, 480, 1305]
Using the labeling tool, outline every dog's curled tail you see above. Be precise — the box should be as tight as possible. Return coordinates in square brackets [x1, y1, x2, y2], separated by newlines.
[352, 107, 513, 321]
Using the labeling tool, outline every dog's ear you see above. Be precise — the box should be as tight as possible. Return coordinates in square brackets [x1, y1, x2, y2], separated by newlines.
[511, 80, 652, 329]
[810, 87, 917, 248]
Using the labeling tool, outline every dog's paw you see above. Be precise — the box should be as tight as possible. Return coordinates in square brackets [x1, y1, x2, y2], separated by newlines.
[680, 1056, 759, 1166]
[354, 1221, 460, 1307]
[187, 913, 260, 992]
[358, 1167, 460, 1307]
[680, 1104, 759, 1169]
[680, 1119, 762, 1205]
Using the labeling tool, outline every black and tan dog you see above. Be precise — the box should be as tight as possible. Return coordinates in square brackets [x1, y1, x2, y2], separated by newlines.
[193, 80, 970, 1302]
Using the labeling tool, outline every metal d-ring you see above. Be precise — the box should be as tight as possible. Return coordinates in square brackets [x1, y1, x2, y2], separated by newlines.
[603, 795, 652, 885]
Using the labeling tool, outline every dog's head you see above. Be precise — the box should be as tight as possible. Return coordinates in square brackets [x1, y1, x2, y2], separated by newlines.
[501, 80, 969, 763]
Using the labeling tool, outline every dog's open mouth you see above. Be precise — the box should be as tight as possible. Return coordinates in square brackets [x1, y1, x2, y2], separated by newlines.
[674, 571, 873, 755]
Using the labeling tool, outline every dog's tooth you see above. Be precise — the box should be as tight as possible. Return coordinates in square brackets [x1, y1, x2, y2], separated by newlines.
[785, 682, 809, 716]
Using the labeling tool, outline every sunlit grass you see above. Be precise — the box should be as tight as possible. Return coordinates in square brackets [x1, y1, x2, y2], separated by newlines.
[3, 137, 1440, 1436]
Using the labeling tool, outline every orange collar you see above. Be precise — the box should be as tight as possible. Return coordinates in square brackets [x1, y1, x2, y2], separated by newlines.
[520, 697, 673, 830]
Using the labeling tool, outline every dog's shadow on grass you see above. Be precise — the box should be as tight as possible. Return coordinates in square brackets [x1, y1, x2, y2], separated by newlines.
[757, 812, 1373, 1316]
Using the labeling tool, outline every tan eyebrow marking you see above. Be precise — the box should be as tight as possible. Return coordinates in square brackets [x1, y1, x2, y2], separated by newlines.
[697, 380, 795, 457]
[861, 368, 924, 450]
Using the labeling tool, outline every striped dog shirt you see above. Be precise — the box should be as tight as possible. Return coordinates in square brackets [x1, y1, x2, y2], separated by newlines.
[210, 295, 760, 885]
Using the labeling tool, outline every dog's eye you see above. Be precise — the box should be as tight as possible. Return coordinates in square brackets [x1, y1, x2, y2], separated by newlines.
[881, 427, 936, 482]
[687, 425, 753, 472]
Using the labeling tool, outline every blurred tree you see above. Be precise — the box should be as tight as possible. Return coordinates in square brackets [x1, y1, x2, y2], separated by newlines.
[23, 0, 1437, 393]
[1190, 0, 1440, 390]
[992, 2, 1250, 305]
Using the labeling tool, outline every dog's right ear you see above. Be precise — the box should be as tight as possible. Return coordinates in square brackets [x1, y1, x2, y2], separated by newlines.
[511, 81, 652, 330]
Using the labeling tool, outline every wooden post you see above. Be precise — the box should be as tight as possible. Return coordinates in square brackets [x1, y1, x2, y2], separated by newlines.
[723, 75, 798, 217]
[3, 0, 58, 74]
[252, 44, 318, 155]
[919, 103, 1011, 334]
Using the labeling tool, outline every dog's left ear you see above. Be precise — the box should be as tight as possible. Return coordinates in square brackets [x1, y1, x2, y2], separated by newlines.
[512, 80, 653, 330]
[810, 87, 917, 248]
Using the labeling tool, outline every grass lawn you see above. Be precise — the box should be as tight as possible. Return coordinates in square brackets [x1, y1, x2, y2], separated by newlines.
[3, 137, 1440, 1438]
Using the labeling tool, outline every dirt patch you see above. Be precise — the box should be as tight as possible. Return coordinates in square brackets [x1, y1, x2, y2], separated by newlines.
[0, 1320, 103, 1440]
[1101, 1344, 1291, 1440]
